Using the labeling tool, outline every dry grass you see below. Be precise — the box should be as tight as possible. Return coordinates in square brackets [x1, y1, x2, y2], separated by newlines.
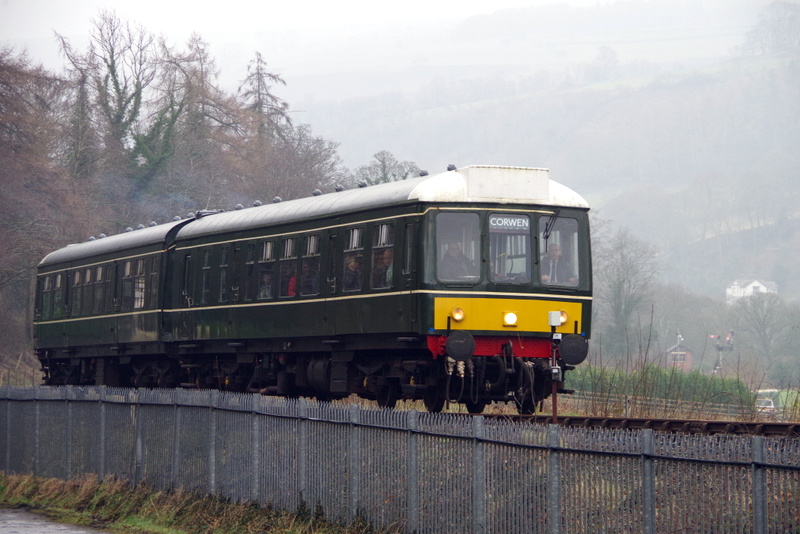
[0, 472, 396, 534]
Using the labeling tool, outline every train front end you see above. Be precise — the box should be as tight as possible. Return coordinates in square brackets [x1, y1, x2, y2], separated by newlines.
[415, 166, 591, 413]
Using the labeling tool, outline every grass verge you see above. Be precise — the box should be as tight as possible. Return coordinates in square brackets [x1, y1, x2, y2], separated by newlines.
[0, 472, 395, 534]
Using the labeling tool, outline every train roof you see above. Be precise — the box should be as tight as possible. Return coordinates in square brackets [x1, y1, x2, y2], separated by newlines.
[176, 165, 589, 241]
[37, 166, 588, 268]
[38, 219, 188, 268]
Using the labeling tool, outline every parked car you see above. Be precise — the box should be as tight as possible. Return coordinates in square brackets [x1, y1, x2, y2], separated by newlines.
[756, 398, 776, 413]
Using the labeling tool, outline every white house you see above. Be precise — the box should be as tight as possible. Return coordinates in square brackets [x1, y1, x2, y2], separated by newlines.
[725, 279, 778, 304]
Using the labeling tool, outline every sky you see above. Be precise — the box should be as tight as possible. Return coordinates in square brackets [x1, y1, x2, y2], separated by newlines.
[0, 0, 772, 169]
[1, 0, 598, 68]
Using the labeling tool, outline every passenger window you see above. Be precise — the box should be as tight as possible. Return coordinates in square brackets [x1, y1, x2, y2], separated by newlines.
[52, 273, 63, 318]
[489, 214, 531, 285]
[257, 241, 276, 300]
[82, 268, 94, 315]
[148, 258, 159, 309]
[343, 228, 364, 292]
[244, 243, 257, 301]
[371, 223, 395, 289]
[94, 266, 106, 314]
[181, 255, 193, 306]
[436, 213, 480, 283]
[538, 215, 579, 287]
[219, 245, 230, 303]
[279, 238, 298, 297]
[300, 235, 321, 296]
[402, 223, 415, 275]
[72, 270, 83, 316]
[134, 258, 146, 309]
[121, 261, 133, 312]
[201, 250, 211, 305]
[39, 276, 52, 320]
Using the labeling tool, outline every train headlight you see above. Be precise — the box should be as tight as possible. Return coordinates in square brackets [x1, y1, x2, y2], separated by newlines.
[503, 311, 518, 327]
[451, 307, 466, 322]
[548, 310, 568, 327]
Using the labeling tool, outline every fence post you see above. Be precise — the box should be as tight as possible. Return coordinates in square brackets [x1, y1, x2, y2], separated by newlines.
[65, 387, 72, 479]
[348, 404, 362, 523]
[752, 435, 766, 534]
[473, 416, 486, 534]
[209, 390, 218, 495]
[642, 429, 655, 534]
[98, 386, 106, 478]
[251, 394, 261, 504]
[33, 385, 41, 476]
[406, 410, 419, 533]
[171, 393, 183, 488]
[3, 386, 9, 473]
[133, 390, 143, 486]
[298, 398, 309, 506]
[547, 424, 561, 534]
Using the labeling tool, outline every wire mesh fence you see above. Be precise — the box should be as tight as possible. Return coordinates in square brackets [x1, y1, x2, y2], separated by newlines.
[1, 385, 798, 533]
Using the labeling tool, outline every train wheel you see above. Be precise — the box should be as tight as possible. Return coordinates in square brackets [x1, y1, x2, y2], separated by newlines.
[514, 363, 537, 415]
[423, 387, 445, 413]
[465, 399, 487, 414]
[377, 383, 398, 409]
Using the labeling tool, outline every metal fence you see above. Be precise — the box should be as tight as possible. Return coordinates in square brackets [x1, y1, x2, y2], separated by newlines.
[1, 386, 798, 533]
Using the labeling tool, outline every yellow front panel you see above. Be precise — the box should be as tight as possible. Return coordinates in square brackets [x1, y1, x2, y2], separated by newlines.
[434, 296, 583, 334]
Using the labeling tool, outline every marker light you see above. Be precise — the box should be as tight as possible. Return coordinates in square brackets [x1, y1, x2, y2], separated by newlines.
[451, 307, 466, 322]
[503, 312, 518, 327]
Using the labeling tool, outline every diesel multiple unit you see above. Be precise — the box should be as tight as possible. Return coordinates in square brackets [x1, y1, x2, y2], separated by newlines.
[34, 165, 591, 413]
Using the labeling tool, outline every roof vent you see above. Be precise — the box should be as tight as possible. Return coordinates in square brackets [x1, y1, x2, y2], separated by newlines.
[419, 170, 428, 176]
[447, 164, 457, 171]
[235, 203, 244, 210]
[253, 200, 262, 207]
[272, 197, 282, 203]
[88, 236, 95, 241]
[335, 185, 344, 192]
[358, 180, 368, 188]
[313, 189, 322, 196]
[173, 216, 182, 221]
[137, 224, 145, 230]
[149, 221, 157, 227]
[98, 233, 107, 239]
[125, 227, 133, 232]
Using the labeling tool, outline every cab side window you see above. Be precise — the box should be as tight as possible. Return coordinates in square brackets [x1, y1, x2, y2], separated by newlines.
[436, 213, 480, 283]
[538, 216, 580, 287]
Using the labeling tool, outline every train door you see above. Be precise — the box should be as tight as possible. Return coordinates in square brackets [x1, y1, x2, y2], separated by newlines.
[219, 244, 240, 340]
[176, 253, 195, 341]
[325, 225, 363, 335]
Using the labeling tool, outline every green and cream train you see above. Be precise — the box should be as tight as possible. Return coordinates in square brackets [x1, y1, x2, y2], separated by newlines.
[34, 165, 591, 413]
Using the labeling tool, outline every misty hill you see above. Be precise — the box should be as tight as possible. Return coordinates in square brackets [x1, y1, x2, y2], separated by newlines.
[281, 1, 799, 301]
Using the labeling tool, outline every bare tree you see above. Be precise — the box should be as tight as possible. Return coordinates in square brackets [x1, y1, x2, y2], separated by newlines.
[593, 226, 660, 359]
[0, 48, 87, 371]
[741, 1, 800, 55]
[354, 150, 419, 185]
[731, 292, 789, 364]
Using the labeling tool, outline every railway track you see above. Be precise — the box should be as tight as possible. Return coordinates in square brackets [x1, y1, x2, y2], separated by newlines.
[481, 413, 800, 437]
